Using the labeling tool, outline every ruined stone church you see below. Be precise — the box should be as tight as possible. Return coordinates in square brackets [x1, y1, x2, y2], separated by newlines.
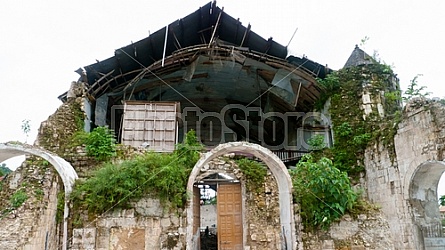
[1, 2, 444, 250]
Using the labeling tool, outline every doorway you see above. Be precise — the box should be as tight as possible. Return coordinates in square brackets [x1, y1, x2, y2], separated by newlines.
[196, 175, 243, 250]
[217, 183, 242, 250]
[186, 142, 296, 250]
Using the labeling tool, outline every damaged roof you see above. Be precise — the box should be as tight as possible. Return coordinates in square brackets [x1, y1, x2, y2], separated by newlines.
[80, 1, 331, 101]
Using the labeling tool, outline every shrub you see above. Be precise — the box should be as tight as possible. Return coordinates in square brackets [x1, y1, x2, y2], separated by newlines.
[75, 126, 116, 161]
[70, 130, 202, 214]
[290, 155, 357, 230]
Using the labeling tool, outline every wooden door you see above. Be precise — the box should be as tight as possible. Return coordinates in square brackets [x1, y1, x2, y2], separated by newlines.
[217, 183, 243, 250]
[193, 186, 201, 249]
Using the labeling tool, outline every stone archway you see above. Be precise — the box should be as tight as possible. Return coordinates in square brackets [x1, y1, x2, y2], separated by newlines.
[407, 161, 445, 248]
[186, 142, 296, 250]
[0, 142, 78, 250]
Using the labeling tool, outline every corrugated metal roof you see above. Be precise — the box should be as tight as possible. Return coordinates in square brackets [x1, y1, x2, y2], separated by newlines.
[81, 2, 330, 99]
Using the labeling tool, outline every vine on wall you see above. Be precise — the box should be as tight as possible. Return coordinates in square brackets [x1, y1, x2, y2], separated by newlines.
[316, 62, 402, 177]
[292, 59, 403, 230]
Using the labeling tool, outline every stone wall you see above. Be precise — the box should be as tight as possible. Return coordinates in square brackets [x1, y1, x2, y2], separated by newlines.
[72, 198, 186, 250]
[301, 97, 445, 250]
[364, 140, 411, 249]
[69, 156, 283, 250]
[364, 98, 445, 250]
[0, 85, 99, 249]
[302, 212, 394, 250]
[0, 158, 62, 249]
[6, 80, 440, 249]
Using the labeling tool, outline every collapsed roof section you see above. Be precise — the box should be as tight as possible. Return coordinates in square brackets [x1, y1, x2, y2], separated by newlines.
[73, 1, 330, 112]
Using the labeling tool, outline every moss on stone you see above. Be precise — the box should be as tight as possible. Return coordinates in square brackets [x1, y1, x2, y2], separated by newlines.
[316, 62, 402, 178]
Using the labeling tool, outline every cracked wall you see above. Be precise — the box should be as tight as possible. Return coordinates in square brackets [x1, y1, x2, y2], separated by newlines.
[365, 98, 445, 250]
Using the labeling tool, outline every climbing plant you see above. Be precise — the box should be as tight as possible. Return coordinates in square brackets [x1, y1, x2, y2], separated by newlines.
[307, 134, 326, 151]
[294, 53, 406, 230]
[314, 62, 402, 177]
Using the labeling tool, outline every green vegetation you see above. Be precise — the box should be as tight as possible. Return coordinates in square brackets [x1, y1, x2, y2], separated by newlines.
[21, 119, 31, 143]
[439, 195, 445, 206]
[10, 189, 28, 209]
[74, 126, 117, 161]
[315, 62, 402, 177]
[0, 163, 12, 176]
[34, 188, 44, 200]
[290, 155, 357, 230]
[307, 134, 326, 151]
[294, 57, 404, 230]
[56, 191, 65, 223]
[72, 102, 85, 130]
[235, 158, 267, 192]
[384, 90, 402, 107]
[403, 74, 430, 101]
[314, 73, 341, 111]
[70, 130, 202, 215]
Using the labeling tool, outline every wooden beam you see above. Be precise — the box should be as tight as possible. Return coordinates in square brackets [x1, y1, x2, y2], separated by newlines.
[87, 69, 115, 94]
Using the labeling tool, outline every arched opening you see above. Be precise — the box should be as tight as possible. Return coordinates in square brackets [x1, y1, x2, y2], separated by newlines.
[408, 161, 445, 248]
[186, 142, 295, 250]
[0, 143, 78, 250]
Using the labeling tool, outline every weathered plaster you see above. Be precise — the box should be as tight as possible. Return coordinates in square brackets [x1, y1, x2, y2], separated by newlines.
[365, 99, 445, 250]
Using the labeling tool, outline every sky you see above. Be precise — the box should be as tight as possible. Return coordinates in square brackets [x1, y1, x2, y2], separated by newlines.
[1, 1, 445, 190]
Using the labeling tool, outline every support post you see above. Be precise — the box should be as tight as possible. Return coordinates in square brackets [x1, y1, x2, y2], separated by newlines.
[162, 25, 169, 67]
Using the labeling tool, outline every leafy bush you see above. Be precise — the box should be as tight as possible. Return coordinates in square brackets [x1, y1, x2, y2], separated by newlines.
[75, 126, 116, 161]
[290, 155, 357, 230]
[71, 130, 202, 214]
[307, 134, 326, 151]
[439, 195, 445, 206]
